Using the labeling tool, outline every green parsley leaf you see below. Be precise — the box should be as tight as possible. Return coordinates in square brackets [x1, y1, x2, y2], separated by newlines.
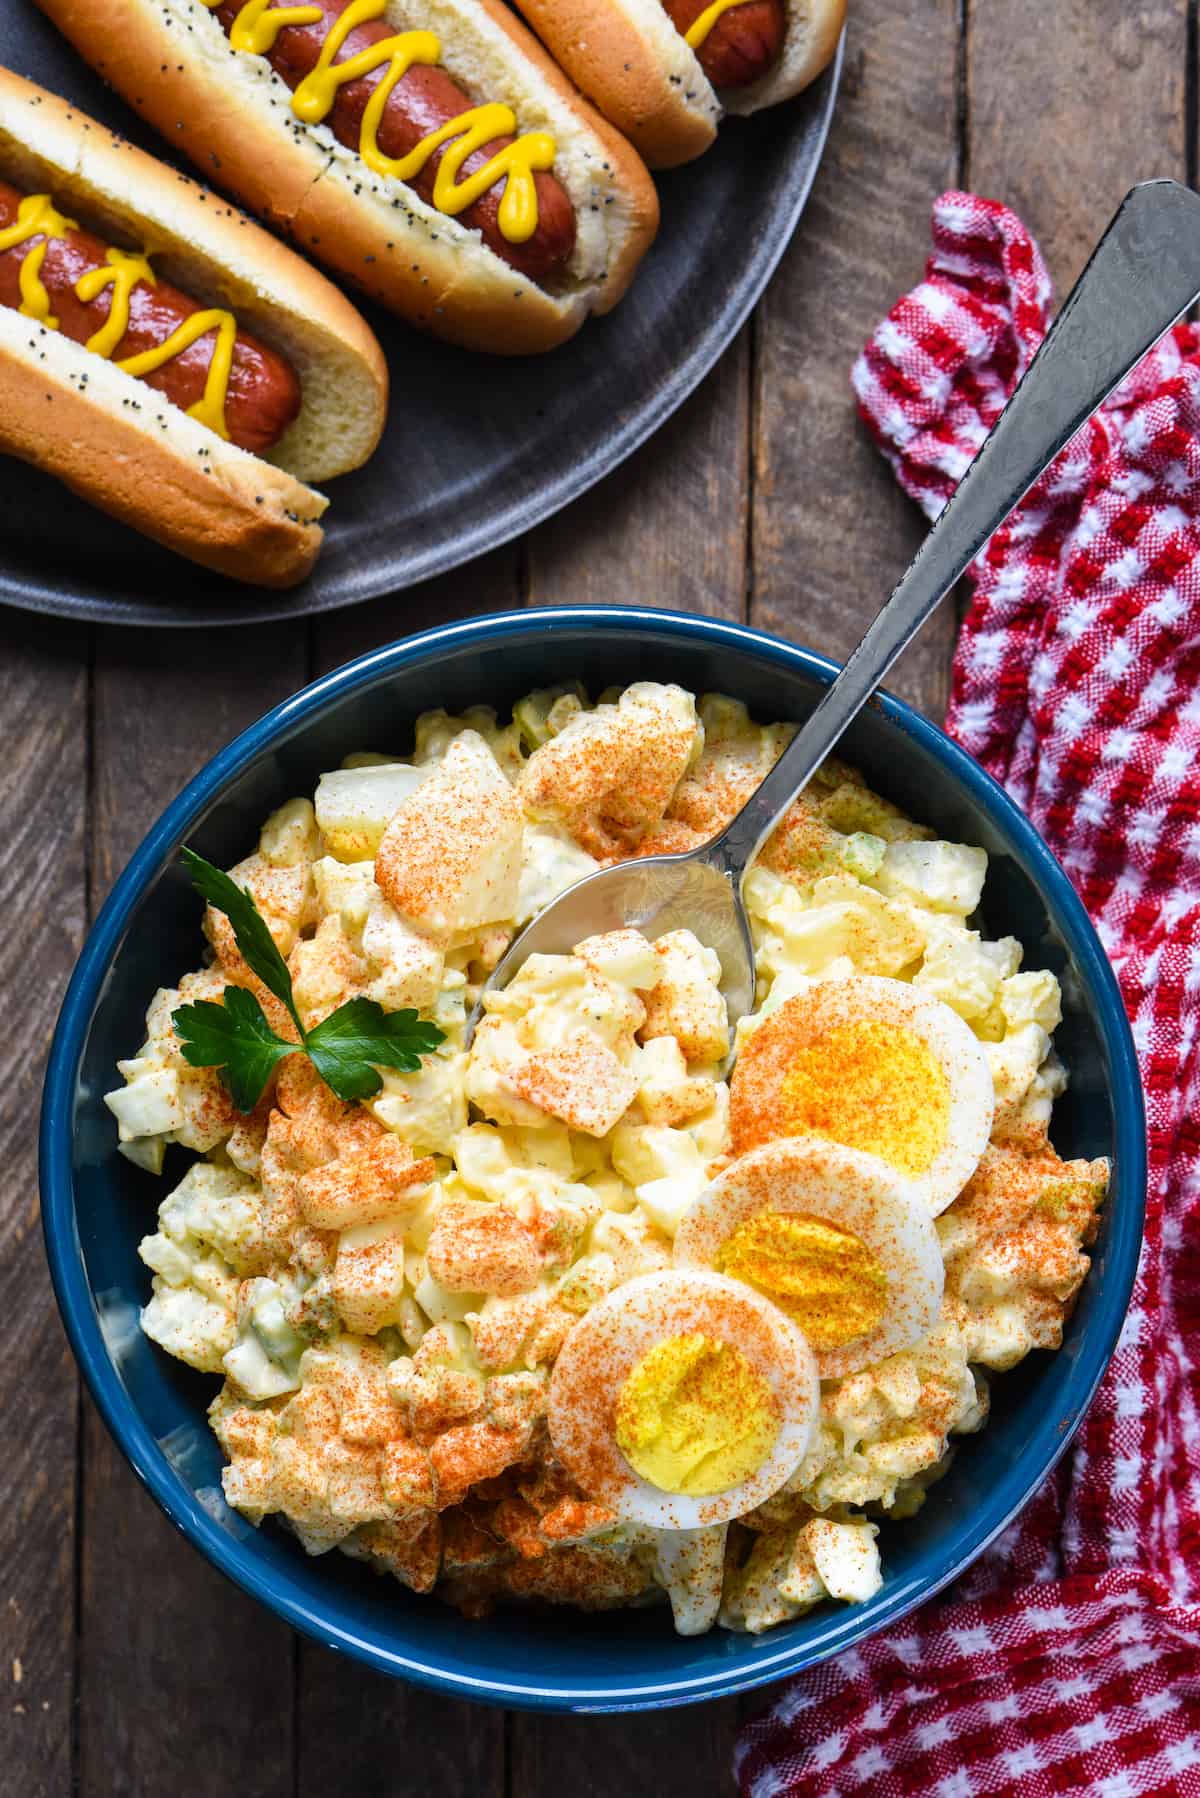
[181, 846, 303, 1034]
[174, 987, 299, 1114]
[305, 998, 446, 1102]
[172, 844, 447, 1114]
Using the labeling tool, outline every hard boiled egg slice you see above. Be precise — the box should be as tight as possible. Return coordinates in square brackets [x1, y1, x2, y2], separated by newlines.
[729, 975, 993, 1213]
[547, 1270, 818, 1529]
[674, 1138, 944, 1378]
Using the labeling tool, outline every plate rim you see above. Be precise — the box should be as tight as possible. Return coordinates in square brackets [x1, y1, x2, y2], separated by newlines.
[0, 32, 842, 627]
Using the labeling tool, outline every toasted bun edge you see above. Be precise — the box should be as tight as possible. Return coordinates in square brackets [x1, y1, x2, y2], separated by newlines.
[515, 0, 718, 168]
[0, 299, 325, 588]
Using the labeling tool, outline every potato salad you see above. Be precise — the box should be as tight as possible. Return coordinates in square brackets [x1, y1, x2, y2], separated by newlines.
[106, 683, 1107, 1636]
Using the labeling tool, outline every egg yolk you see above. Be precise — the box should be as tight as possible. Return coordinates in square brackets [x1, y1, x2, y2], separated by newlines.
[778, 1020, 950, 1177]
[614, 1332, 780, 1497]
[714, 1211, 888, 1350]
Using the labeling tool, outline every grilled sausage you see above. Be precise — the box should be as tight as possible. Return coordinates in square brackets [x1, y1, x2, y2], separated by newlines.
[662, 0, 787, 89]
[213, 0, 577, 284]
[0, 180, 302, 454]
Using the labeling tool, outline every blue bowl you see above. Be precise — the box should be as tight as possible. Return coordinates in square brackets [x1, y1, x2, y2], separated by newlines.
[41, 606, 1146, 1712]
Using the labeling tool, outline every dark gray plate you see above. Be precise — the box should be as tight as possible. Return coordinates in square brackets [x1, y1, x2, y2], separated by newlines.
[1, 7, 841, 626]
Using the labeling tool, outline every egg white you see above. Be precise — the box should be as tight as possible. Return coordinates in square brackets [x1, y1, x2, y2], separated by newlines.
[674, 1138, 946, 1379]
[732, 974, 994, 1213]
[547, 1270, 819, 1529]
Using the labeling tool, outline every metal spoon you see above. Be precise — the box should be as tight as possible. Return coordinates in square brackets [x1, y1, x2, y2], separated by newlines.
[469, 180, 1200, 1052]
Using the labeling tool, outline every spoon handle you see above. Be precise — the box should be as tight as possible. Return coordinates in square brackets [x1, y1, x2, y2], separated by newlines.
[709, 177, 1200, 880]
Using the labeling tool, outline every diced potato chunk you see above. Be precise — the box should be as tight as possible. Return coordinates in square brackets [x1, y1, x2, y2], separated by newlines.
[639, 931, 729, 1064]
[298, 1136, 435, 1231]
[315, 763, 428, 861]
[517, 683, 702, 857]
[503, 1040, 638, 1137]
[375, 733, 523, 943]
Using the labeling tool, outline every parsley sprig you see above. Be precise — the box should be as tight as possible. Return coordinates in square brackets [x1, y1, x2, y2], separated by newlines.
[172, 846, 445, 1112]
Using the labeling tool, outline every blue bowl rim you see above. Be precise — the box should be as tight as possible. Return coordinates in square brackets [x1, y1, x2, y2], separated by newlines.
[40, 604, 1147, 1711]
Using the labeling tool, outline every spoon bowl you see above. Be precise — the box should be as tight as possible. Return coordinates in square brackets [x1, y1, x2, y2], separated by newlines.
[477, 848, 756, 1054]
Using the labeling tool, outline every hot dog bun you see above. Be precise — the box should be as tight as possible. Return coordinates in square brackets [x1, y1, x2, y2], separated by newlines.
[37, 0, 661, 354]
[514, 0, 845, 168]
[0, 68, 389, 585]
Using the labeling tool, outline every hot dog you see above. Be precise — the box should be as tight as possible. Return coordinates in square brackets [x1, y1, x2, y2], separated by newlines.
[0, 69, 388, 585]
[36, 0, 660, 354]
[513, 0, 845, 168]
[661, 0, 786, 90]
[0, 179, 302, 455]
[212, 0, 576, 285]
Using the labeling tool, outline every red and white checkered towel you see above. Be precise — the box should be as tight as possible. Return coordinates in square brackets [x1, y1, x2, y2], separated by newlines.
[736, 193, 1200, 1798]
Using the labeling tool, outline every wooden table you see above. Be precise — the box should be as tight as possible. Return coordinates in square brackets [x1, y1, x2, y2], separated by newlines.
[2, 3, 1186, 1791]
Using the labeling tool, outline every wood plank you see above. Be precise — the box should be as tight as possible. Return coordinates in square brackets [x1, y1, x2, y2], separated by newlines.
[751, 0, 964, 720]
[312, 551, 521, 674]
[513, 237, 752, 1798]
[0, 612, 87, 1798]
[298, 1665, 506, 1798]
[324, 528, 749, 1787]
[79, 625, 308, 1798]
[297, 559, 517, 1798]
[967, 0, 1188, 295]
[512, 1704, 739, 1798]
[315, 550, 744, 1792]
[527, 332, 751, 619]
[735, 0, 964, 1763]
[89, 630, 308, 895]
